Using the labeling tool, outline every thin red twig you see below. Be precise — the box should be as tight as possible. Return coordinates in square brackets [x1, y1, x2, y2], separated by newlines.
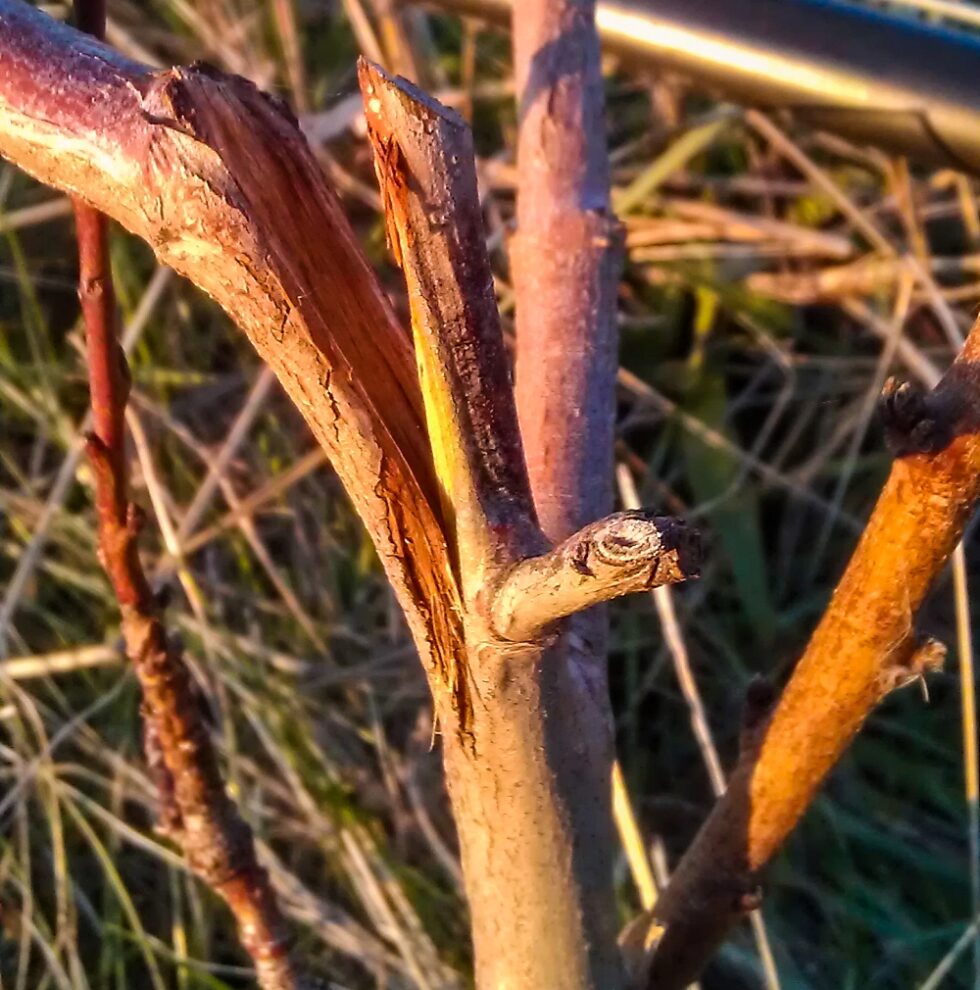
[70, 3, 309, 986]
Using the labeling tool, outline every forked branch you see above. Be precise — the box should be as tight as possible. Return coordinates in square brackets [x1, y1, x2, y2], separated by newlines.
[358, 59, 694, 990]
[358, 61, 700, 646]
[492, 512, 701, 641]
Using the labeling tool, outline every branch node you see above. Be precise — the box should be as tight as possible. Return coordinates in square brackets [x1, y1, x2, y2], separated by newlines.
[879, 376, 956, 456]
[877, 635, 946, 697]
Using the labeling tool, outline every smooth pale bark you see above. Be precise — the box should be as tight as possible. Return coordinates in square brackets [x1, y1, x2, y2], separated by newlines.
[510, 3, 625, 988]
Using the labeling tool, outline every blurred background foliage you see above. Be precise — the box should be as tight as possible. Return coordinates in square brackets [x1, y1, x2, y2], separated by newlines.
[0, 1, 978, 987]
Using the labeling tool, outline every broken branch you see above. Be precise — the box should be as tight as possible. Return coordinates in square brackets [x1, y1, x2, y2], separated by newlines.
[358, 59, 542, 597]
[0, 0, 471, 729]
[492, 512, 700, 641]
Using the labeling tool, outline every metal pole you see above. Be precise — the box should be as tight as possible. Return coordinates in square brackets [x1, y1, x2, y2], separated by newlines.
[419, 0, 980, 174]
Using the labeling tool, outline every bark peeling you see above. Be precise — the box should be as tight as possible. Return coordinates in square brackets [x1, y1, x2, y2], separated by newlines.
[0, 2, 475, 727]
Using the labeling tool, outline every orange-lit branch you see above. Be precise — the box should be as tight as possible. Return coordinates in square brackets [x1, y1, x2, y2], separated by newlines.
[633, 327, 980, 989]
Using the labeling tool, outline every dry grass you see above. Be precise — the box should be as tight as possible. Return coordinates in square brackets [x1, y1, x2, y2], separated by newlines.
[0, 1, 978, 987]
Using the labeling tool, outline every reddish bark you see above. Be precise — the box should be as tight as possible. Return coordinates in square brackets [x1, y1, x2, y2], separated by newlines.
[508, 5, 625, 988]
[67, 3, 308, 985]
[511, 0, 621, 541]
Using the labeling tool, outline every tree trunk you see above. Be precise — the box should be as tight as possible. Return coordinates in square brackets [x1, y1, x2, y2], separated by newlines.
[505, 2, 626, 987]
[0, 10, 693, 990]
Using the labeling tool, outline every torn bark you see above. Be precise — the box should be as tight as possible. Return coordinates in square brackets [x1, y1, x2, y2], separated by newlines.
[631, 323, 980, 990]
[0, 0, 469, 726]
[359, 59, 541, 595]
[492, 511, 701, 641]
